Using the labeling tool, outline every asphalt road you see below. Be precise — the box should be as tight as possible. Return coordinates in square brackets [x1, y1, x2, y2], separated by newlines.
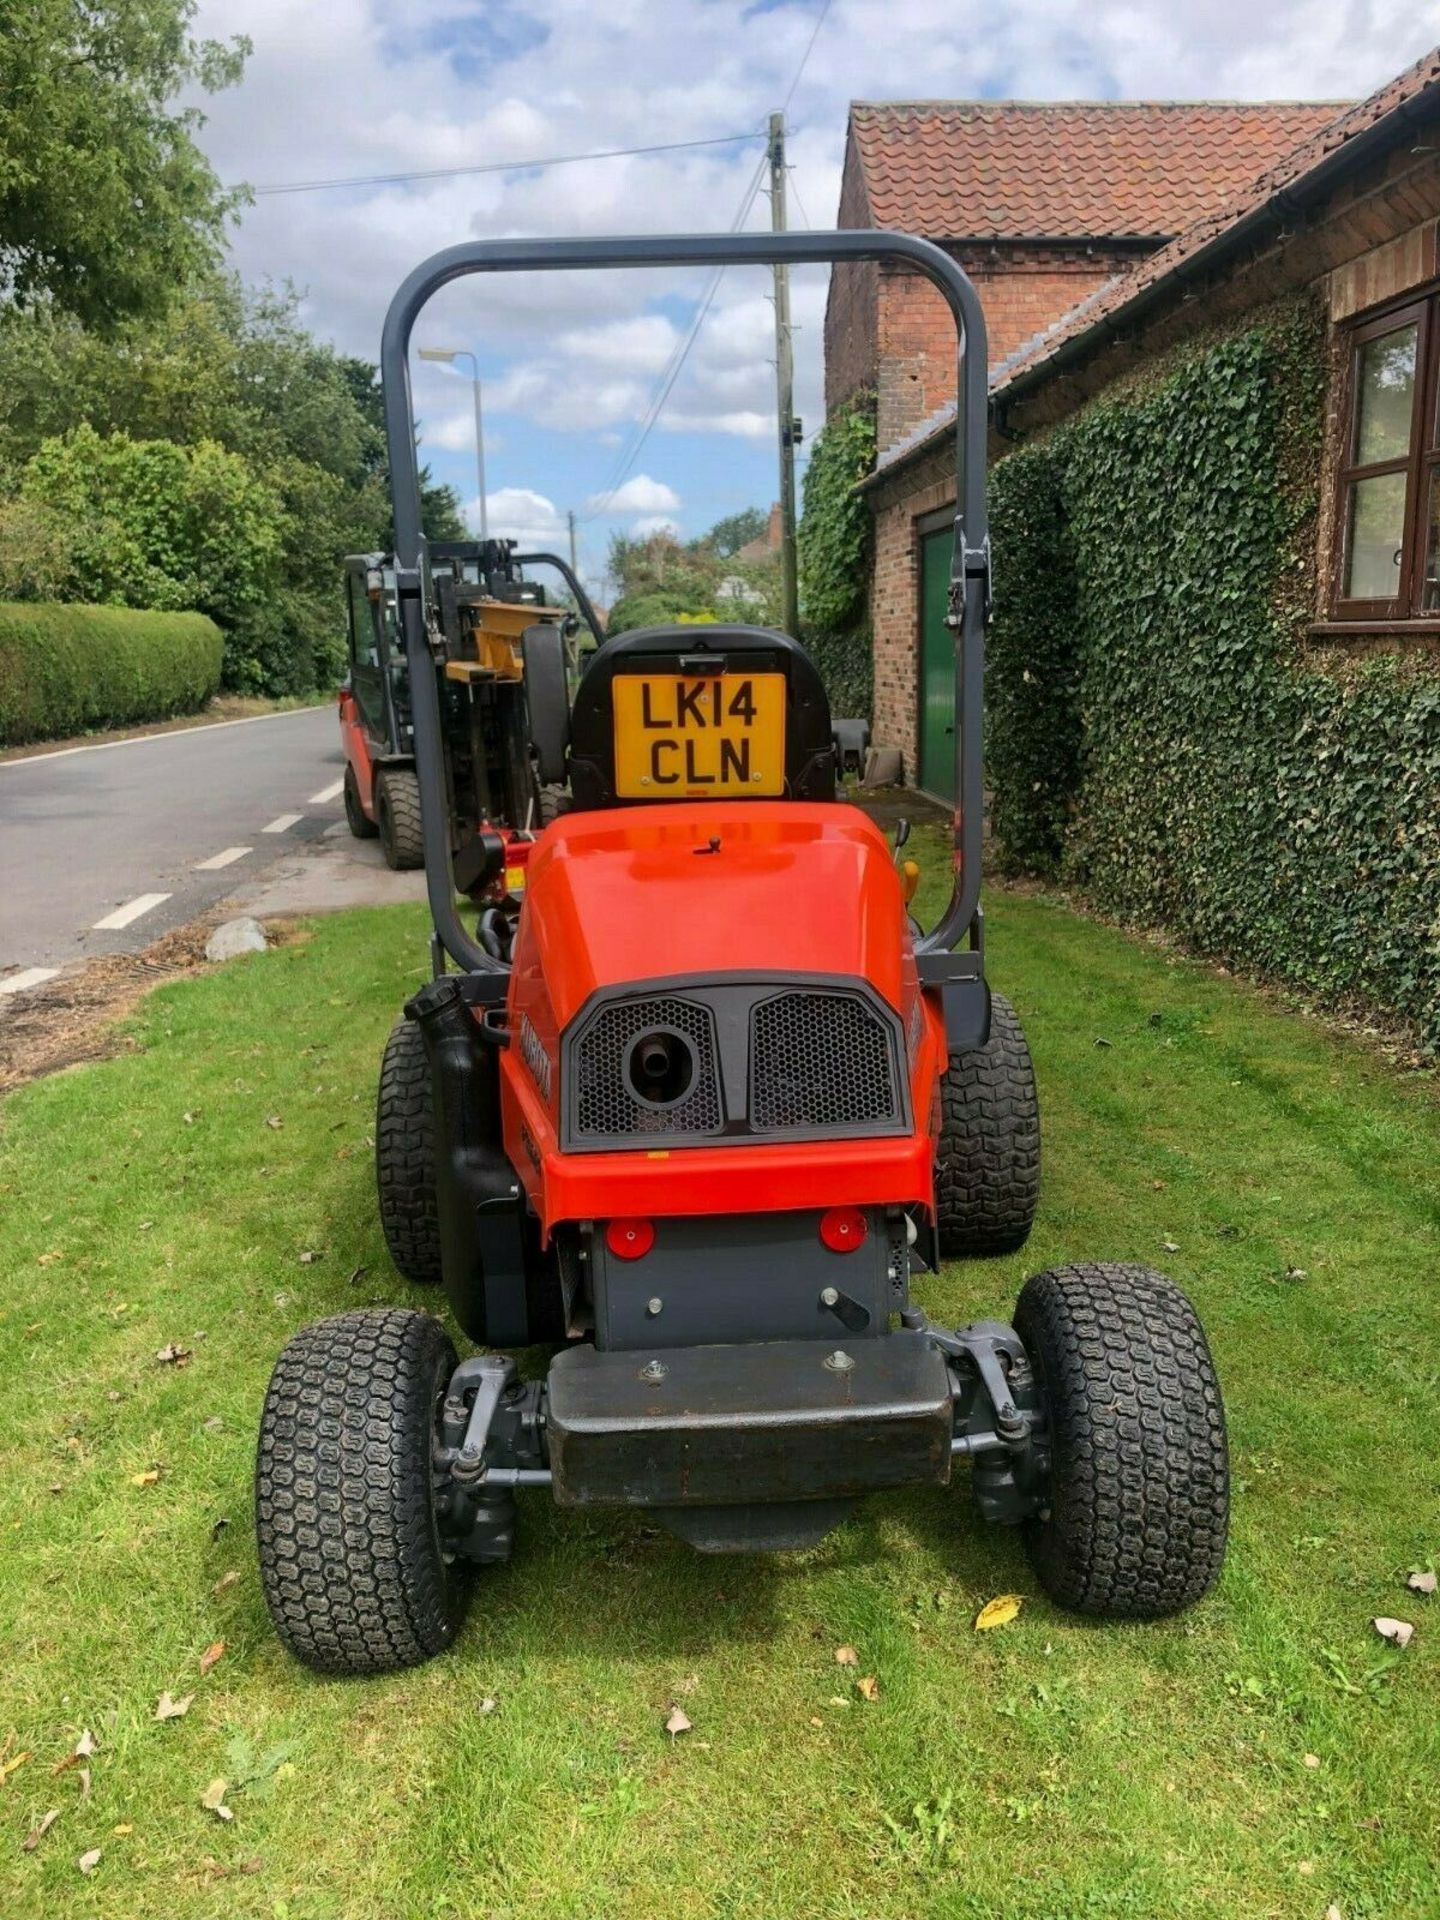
[0, 705, 350, 981]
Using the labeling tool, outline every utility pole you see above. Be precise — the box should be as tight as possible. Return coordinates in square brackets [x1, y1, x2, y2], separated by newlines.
[568, 508, 578, 575]
[769, 109, 800, 638]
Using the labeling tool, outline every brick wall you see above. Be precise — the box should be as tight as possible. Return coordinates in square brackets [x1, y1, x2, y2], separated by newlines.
[869, 442, 955, 779]
[874, 246, 1144, 448]
[823, 146, 877, 415]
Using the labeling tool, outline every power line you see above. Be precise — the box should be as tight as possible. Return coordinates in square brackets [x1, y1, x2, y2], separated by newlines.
[782, 0, 835, 111]
[246, 130, 765, 198]
[580, 148, 770, 522]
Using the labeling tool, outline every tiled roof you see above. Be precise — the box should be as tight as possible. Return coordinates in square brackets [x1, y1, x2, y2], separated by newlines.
[993, 47, 1440, 388]
[849, 100, 1345, 241]
[868, 47, 1440, 481]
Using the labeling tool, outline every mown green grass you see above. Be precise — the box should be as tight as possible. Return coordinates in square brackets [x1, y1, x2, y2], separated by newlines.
[1, 864, 1438, 1918]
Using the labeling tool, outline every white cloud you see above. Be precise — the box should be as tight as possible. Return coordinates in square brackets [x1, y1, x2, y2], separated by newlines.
[631, 514, 682, 538]
[471, 486, 570, 551]
[587, 474, 681, 516]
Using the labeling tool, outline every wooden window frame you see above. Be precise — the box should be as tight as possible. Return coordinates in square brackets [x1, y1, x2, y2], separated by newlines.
[1330, 289, 1440, 622]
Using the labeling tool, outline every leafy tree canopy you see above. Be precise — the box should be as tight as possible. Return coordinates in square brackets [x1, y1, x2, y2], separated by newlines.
[700, 506, 767, 558]
[0, 0, 249, 332]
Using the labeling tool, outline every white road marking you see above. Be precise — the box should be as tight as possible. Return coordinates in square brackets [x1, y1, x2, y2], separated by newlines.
[0, 967, 59, 996]
[262, 813, 303, 834]
[93, 893, 171, 931]
[194, 846, 252, 871]
[308, 778, 345, 804]
[0, 704, 324, 770]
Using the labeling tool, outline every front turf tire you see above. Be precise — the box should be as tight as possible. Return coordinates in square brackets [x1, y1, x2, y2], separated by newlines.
[255, 1308, 467, 1675]
[376, 1018, 442, 1286]
[935, 991, 1040, 1257]
[1015, 1264, 1229, 1618]
[376, 768, 424, 870]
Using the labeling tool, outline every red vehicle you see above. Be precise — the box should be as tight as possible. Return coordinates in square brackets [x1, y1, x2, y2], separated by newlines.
[338, 540, 601, 909]
[256, 230, 1229, 1676]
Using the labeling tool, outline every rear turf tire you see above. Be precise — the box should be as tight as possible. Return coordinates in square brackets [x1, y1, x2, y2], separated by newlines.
[1015, 1263, 1229, 1618]
[376, 768, 424, 870]
[344, 763, 378, 839]
[935, 992, 1040, 1257]
[376, 1018, 442, 1286]
[255, 1308, 467, 1675]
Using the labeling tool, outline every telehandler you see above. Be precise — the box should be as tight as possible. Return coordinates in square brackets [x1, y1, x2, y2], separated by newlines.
[256, 231, 1228, 1675]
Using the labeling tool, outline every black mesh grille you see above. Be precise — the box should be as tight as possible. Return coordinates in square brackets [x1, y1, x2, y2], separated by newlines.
[573, 995, 721, 1140]
[750, 990, 899, 1132]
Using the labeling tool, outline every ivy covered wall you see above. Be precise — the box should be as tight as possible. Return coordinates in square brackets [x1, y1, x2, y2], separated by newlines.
[987, 297, 1440, 1050]
[798, 395, 876, 722]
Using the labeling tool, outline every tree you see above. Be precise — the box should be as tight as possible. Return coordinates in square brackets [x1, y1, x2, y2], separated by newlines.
[0, 0, 249, 332]
[702, 506, 767, 557]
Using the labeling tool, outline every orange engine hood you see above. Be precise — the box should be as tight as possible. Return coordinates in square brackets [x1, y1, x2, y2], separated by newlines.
[513, 801, 909, 1025]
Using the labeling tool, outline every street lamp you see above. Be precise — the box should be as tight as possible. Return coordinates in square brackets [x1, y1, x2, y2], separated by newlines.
[418, 347, 488, 542]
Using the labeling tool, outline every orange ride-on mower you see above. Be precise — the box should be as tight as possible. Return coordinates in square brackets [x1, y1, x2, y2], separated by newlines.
[255, 232, 1228, 1676]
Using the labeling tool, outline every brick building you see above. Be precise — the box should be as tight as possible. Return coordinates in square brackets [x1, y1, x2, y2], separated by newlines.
[825, 99, 1340, 456]
[842, 60, 1440, 795]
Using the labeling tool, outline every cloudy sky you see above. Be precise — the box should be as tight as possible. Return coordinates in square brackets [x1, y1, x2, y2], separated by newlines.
[187, 0, 1434, 586]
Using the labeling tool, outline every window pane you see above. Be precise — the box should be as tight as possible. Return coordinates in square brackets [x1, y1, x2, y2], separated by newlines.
[1344, 472, 1408, 600]
[1424, 472, 1440, 611]
[1353, 323, 1418, 464]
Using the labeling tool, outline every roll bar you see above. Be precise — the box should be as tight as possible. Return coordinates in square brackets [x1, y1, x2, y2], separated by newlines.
[514, 551, 607, 646]
[380, 231, 989, 976]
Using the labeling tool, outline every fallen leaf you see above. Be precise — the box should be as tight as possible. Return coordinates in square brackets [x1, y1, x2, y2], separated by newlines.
[664, 1707, 691, 1737]
[73, 1731, 97, 1759]
[1372, 1616, 1414, 1648]
[155, 1692, 193, 1721]
[347, 1265, 368, 1286]
[478, 1696, 498, 1716]
[1303, 1753, 1321, 1769]
[1150, 1178, 1168, 1190]
[211, 1517, 229, 1541]
[264, 1115, 283, 1130]
[77, 1767, 91, 1800]
[112, 1824, 132, 1837]
[0, 1750, 32, 1782]
[201, 1779, 232, 1819]
[155, 1344, 192, 1367]
[198, 1641, 226, 1676]
[130, 1470, 160, 1487]
[834, 1645, 859, 1667]
[856, 1675, 880, 1702]
[212, 1571, 240, 1597]
[1298, 1859, 1315, 1875]
[1325, 1906, 1343, 1920]
[298, 1251, 317, 1265]
[1161, 1239, 1181, 1254]
[808, 1716, 823, 1728]
[23, 1809, 59, 1851]
[240, 1856, 264, 1874]
[1407, 1569, 1437, 1596]
[975, 1594, 1024, 1632]
[78, 1847, 102, 1873]
[826, 1696, 851, 1708]
[203, 1416, 224, 1433]
[37, 1251, 62, 1266]
[1092, 1036, 1113, 1048]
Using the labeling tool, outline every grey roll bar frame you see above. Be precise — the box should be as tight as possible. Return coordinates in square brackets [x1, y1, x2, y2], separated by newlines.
[379, 230, 989, 977]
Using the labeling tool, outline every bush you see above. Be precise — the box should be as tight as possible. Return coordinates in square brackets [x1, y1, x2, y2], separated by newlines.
[0, 601, 223, 745]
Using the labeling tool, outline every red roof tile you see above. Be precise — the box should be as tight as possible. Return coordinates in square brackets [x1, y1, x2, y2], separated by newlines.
[850, 100, 1346, 241]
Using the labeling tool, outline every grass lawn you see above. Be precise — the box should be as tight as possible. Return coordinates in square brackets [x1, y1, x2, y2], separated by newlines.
[1, 856, 1438, 1918]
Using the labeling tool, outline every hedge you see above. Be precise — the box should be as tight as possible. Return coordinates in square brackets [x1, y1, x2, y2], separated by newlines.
[987, 297, 1440, 1052]
[0, 602, 224, 746]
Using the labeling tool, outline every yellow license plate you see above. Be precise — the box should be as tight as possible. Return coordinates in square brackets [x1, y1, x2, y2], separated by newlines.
[612, 672, 786, 799]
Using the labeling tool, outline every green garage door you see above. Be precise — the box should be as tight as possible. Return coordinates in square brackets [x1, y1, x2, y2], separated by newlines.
[918, 523, 955, 803]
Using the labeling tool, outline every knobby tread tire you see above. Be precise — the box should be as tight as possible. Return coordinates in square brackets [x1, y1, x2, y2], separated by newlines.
[376, 1019, 442, 1286]
[1015, 1263, 1229, 1618]
[538, 784, 572, 826]
[377, 768, 424, 869]
[935, 991, 1040, 1257]
[255, 1308, 468, 1674]
[344, 763, 378, 838]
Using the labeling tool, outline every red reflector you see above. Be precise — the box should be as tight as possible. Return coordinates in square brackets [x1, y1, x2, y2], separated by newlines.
[819, 1207, 867, 1253]
[605, 1218, 655, 1260]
